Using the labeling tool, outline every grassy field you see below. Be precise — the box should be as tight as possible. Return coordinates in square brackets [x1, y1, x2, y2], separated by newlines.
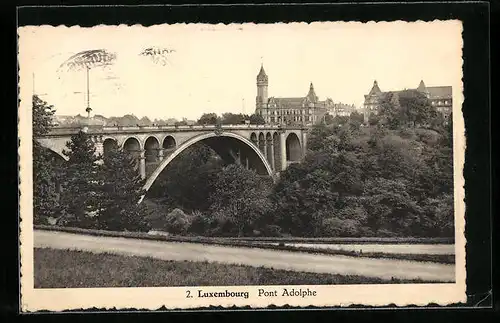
[34, 248, 430, 288]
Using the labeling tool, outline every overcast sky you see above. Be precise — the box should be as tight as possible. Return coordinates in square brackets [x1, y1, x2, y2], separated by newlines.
[18, 21, 463, 120]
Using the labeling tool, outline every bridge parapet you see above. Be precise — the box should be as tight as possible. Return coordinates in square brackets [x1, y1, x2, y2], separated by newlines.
[43, 123, 299, 136]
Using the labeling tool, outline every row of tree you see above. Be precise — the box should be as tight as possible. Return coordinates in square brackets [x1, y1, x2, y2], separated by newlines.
[33, 90, 454, 237]
[144, 91, 454, 237]
[367, 89, 448, 129]
[196, 112, 265, 125]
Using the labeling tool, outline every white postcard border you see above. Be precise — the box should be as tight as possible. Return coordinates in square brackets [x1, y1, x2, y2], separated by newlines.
[18, 21, 467, 311]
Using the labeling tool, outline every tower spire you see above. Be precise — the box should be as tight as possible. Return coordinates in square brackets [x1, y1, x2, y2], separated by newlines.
[307, 81, 318, 103]
[256, 63, 268, 84]
[369, 80, 382, 95]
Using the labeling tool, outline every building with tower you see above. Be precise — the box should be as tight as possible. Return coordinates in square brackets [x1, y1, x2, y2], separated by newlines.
[255, 64, 334, 125]
[363, 80, 453, 123]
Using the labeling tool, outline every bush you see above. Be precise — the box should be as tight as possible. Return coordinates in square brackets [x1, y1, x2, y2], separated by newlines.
[415, 128, 441, 145]
[164, 208, 191, 234]
[320, 217, 361, 237]
[260, 224, 283, 237]
[143, 199, 169, 231]
[399, 128, 417, 140]
[187, 211, 211, 235]
[203, 210, 238, 237]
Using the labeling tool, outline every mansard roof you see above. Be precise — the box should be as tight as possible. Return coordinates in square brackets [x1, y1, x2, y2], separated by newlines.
[427, 86, 452, 99]
[268, 97, 305, 108]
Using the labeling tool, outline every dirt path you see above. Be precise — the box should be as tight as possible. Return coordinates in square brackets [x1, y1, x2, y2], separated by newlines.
[34, 230, 455, 282]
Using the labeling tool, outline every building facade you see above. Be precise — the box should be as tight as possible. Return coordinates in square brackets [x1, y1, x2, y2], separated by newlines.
[255, 65, 333, 125]
[326, 102, 357, 117]
[363, 80, 453, 123]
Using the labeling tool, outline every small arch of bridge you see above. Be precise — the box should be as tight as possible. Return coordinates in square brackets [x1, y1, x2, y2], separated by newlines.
[162, 135, 176, 150]
[102, 137, 118, 158]
[144, 136, 161, 163]
[286, 132, 302, 162]
[121, 136, 143, 150]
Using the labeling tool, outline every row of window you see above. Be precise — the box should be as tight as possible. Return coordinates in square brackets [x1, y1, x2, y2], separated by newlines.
[261, 109, 313, 116]
[431, 100, 451, 106]
[267, 116, 313, 123]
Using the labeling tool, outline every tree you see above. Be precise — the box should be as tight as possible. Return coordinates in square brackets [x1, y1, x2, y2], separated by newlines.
[443, 111, 453, 148]
[362, 177, 422, 236]
[221, 113, 247, 125]
[33, 95, 55, 137]
[273, 125, 365, 237]
[139, 116, 153, 126]
[275, 119, 454, 238]
[175, 118, 188, 126]
[307, 123, 336, 152]
[368, 112, 380, 126]
[97, 141, 149, 231]
[398, 90, 437, 127]
[377, 92, 402, 129]
[323, 113, 334, 125]
[210, 164, 273, 236]
[249, 113, 266, 125]
[32, 95, 60, 223]
[196, 113, 220, 125]
[350, 111, 365, 124]
[147, 143, 223, 213]
[59, 130, 102, 227]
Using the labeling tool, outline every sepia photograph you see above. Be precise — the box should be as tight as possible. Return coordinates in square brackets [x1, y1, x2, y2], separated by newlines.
[18, 19, 466, 311]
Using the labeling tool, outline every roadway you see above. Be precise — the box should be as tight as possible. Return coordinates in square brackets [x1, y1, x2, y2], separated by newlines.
[34, 230, 455, 282]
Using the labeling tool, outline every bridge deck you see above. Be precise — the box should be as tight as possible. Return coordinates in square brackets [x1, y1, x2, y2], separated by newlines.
[43, 124, 307, 136]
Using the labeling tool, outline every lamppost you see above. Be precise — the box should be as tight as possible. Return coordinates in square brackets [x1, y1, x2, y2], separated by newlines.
[85, 66, 92, 118]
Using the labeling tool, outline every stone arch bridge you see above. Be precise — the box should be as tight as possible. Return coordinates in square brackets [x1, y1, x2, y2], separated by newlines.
[37, 124, 308, 191]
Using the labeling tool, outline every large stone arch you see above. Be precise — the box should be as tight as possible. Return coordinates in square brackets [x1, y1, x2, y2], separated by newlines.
[42, 146, 68, 164]
[143, 132, 274, 193]
[36, 137, 70, 161]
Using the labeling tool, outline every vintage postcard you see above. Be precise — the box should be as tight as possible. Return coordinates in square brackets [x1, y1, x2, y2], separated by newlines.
[18, 20, 466, 311]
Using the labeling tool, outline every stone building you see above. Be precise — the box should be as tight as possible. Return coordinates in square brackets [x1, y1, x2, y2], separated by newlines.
[254, 64, 333, 125]
[326, 102, 357, 117]
[363, 80, 453, 123]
